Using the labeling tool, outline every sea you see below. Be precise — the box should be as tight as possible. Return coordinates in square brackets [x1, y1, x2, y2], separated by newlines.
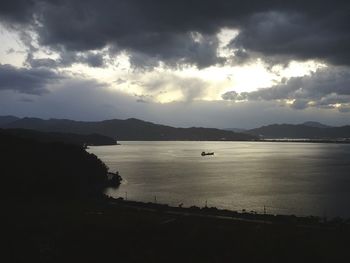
[88, 141, 350, 218]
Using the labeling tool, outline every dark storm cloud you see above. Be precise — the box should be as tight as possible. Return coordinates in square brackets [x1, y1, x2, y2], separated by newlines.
[26, 50, 107, 69]
[0, 0, 36, 24]
[125, 32, 225, 69]
[82, 52, 105, 67]
[1, 0, 349, 68]
[222, 66, 350, 110]
[26, 56, 58, 69]
[0, 64, 62, 94]
[230, 9, 350, 66]
[221, 91, 246, 101]
[34, 0, 236, 68]
[58, 51, 107, 68]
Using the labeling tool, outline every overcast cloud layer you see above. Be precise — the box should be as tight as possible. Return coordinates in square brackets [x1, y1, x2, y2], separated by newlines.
[1, 0, 349, 67]
[0, 0, 349, 127]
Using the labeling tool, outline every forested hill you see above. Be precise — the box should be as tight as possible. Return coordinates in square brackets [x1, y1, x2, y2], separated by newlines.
[1, 128, 116, 146]
[0, 131, 120, 200]
[0, 116, 256, 141]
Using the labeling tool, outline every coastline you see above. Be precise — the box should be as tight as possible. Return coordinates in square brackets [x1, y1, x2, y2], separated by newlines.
[96, 138, 350, 144]
[105, 197, 350, 227]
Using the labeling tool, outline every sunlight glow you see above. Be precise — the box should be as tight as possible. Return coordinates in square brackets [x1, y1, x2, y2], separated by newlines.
[0, 25, 27, 67]
[0, 24, 328, 104]
[217, 28, 239, 57]
[271, 60, 327, 78]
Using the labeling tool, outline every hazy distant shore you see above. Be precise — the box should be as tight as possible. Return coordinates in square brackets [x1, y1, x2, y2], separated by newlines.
[115, 138, 350, 143]
[257, 139, 350, 144]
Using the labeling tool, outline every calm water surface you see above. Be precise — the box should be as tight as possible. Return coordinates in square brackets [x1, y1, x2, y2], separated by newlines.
[88, 141, 350, 218]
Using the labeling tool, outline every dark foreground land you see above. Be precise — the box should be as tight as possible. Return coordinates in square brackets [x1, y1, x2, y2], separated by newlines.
[4, 198, 350, 263]
[2, 131, 350, 262]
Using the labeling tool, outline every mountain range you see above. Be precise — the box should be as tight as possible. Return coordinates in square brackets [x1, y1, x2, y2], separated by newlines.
[246, 122, 350, 139]
[0, 116, 255, 141]
[1, 116, 349, 140]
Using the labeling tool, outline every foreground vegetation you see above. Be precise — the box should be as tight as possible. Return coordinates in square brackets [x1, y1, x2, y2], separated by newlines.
[4, 198, 350, 263]
[0, 131, 120, 200]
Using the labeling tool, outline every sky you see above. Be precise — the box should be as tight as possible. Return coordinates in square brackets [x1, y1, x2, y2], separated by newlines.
[0, 0, 349, 128]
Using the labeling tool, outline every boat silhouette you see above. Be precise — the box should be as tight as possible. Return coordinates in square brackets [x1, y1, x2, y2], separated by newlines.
[201, 151, 214, 156]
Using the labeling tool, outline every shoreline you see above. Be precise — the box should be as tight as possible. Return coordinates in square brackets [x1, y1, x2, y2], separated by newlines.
[105, 196, 350, 228]
[91, 139, 350, 145]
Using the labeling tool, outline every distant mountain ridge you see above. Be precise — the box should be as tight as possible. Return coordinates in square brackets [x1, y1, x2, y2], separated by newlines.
[224, 128, 247, 133]
[247, 123, 350, 139]
[0, 116, 255, 141]
[301, 121, 331, 129]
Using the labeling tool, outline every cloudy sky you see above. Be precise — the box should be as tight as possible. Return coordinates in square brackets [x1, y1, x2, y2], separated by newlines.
[0, 0, 349, 128]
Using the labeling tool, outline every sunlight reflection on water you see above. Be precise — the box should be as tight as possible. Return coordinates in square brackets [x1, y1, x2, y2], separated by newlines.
[89, 141, 350, 218]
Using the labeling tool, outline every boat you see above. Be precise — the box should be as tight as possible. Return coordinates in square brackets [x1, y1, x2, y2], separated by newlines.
[201, 151, 214, 156]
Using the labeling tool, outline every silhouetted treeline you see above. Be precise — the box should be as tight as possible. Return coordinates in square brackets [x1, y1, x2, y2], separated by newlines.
[0, 131, 120, 201]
